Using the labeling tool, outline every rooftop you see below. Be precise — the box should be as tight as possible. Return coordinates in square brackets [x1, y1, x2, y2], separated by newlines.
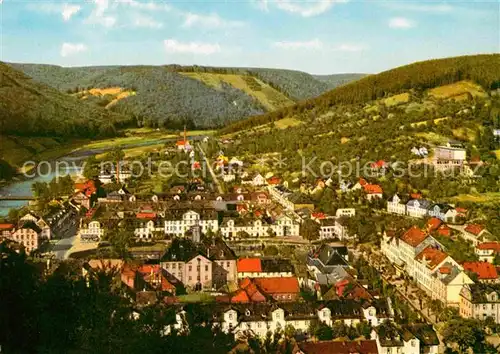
[298, 340, 379, 354]
[415, 246, 448, 270]
[400, 226, 428, 248]
[463, 261, 498, 280]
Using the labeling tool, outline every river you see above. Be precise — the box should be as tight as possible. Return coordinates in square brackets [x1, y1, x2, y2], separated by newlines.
[0, 135, 205, 217]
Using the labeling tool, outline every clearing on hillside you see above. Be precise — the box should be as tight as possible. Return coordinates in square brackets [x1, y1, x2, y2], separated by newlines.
[73, 87, 136, 108]
[384, 92, 410, 107]
[179, 72, 294, 111]
[427, 80, 488, 100]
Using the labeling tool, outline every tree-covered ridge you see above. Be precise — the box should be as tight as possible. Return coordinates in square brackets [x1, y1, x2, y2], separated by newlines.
[8, 63, 351, 129]
[313, 73, 368, 90]
[221, 54, 500, 134]
[0, 62, 131, 138]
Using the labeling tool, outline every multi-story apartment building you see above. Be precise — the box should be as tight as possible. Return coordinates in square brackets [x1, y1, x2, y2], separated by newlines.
[406, 199, 431, 218]
[164, 209, 219, 237]
[160, 238, 237, 290]
[220, 215, 299, 239]
[79, 220, 104, 242]
[237, 258, 294, 279]
[475, 242, 500, 263]
[20, 212, 52, 240]
[387, 194, 407, 215]
[10, 223, 41, 253]
[460, 283, 500, 323]
[433, 145, 466, 171]
[319, 218, 351, 240]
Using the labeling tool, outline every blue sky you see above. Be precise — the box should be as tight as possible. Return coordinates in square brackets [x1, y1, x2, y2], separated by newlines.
[1, 0, 498, 74]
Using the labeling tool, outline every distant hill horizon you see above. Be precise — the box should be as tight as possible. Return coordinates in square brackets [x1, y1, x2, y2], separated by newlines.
[8, 62, 365, 130]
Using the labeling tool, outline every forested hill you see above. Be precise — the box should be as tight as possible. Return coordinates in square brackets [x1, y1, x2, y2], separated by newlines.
[9, 63, 362, 129]
[0, 62, 131, 138]
[313, 73, 368, 90]
[221, 54, 500, 134]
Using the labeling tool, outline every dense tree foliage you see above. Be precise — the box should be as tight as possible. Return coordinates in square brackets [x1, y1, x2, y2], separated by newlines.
[313, 73, 368, 90]
[0, 62, 131, 138]
[9, 63, 351, 130]
[222, 54, 500, 133]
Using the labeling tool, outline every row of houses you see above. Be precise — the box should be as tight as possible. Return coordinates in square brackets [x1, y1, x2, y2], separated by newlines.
[79, 207, 300, 242]
[387, 194, 466, 223]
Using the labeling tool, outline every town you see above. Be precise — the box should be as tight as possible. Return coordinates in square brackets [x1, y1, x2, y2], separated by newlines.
[1, 130, 499, 354]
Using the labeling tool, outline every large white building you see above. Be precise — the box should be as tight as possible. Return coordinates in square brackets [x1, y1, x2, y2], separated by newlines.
[79, 220, 104, 242]
[387, 194, 406, 216]
[164, 210, 219, 237]
[162, 300, 393, 338]
[220, 215, 299, 239]
[433, 145, 467, 171]
[319, 219, 351, 241]
[381, 227, 473, 306]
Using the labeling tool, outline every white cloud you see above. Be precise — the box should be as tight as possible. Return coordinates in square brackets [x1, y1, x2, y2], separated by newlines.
[274, 0, 348, 17]
[132, 14, 163, 28]
[335, 43, 366, 52]
[386, 3, 453, 13]
[62, 4, 81, 21]
[388, 17, 415, 29]
[60, 43, 88, 57]
[273, 39, 323, 50]
[27, 3, 81, 21]
[183, 12, 244, 29]
[117, 0, 171, 11]
[85, 0, 116, 27]
[164, 39, 221, 55]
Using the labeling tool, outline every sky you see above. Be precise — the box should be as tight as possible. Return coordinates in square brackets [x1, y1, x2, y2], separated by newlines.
[1, 0, 499, 74]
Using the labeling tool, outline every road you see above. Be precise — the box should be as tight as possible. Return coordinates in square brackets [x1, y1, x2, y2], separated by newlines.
[50, 216, 80, 260]
[197, 143, 223, 194]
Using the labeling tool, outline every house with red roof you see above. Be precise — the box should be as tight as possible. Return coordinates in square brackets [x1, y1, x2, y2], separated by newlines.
[122, 264, 179, 294]
[370, 160, 388, 170]
[463, 261, 499, 283]
[426, 217, 442, 232]
[253, 277, 300, 302]
[463, 224, 489, 246]
[267, 176, 282, 186]
[475, 242, 500, 263]
[0, 223, 15, 238]
[436, 224, 451, 237]
[363, 184, 383, 200]
[237, 258, 294, 279]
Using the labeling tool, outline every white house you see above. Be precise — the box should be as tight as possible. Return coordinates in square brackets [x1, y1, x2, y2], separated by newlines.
[134, 219, 164, 240]
[252, 174, 266, 186]
[387, 194, 406, 216]
[79, 220, 104, 242]
[475, 242, 500, 263]
[220, 215, 299, 239]
[406, 199, 431, 218]
[335, 208, 356, 217]
[20, 213, 52, 240]
[164, 210, 219, 237]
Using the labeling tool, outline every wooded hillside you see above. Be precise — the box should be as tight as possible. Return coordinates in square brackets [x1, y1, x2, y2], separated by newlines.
[221, 54, 500, 134]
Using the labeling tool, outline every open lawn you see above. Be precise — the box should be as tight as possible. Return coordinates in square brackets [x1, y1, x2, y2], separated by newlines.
[495, 150, 500, 159]
[177, 293, 215, 303]
[427, 80, 488, 100]
[448, 192, 500, 204]
[384, 92, 410, 107]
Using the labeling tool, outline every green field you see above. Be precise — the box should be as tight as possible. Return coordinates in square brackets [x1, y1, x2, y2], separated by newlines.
[448, 192, 500, 204]
[180, 72, 294, 111]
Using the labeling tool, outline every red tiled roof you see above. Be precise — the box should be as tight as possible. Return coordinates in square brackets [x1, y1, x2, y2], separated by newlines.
[415, 246, 448, 270]
[267, 176, 282, 185]
[426, 217, 442, 232]
[463, 261, 498, 280]
[401, 226, 428, 247]
[312, 212, 326, 219]
[359, 178, 368, 186]
[370, 160, 387, 169]
[364, 184, 383, 194]
[465, 224, 485, 236]
[411, 193, 422, 199]
[477, 242, 500, 252]
[298, 340, 379, 354]
[0, 223, 14, 230]
[253, 277, 300, 294]
[437, 225, 451, 237]
[237, 258, 262, 273]
[239, 277, 252, 289]
[192, 161, 201, 169]
[136, 212, 157, 219]
[231, 289, 250, 303]
[455, 207, 468, 214]
[176, 140, 186, 146]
